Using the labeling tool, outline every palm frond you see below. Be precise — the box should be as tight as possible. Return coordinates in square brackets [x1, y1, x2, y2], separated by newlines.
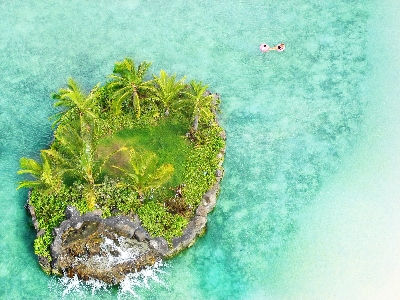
[107, 58, 151, 117]
[149, 164, 174, 188]
[17, 157, 42, 177]
[17, 180, 42, 190]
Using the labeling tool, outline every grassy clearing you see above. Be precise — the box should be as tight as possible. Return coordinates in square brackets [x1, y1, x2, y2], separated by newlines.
[97, 116, 191, 187]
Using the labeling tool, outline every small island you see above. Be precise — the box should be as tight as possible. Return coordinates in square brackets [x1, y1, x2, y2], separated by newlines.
[18, 58, 226, 284]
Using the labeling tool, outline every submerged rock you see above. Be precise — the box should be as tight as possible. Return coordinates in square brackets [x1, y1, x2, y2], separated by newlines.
[48, 208, 161, 284]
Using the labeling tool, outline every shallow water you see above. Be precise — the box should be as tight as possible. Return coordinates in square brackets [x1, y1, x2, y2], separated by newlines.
[0, 0, 398, 299]
[267, 1, 400, 299]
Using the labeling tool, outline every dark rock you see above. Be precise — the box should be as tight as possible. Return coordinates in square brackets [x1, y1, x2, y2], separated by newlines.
[149, 237, 169, 256]
[204, 90, 212, 96]
[195, 204, 208, 217]
[220, 130, 227, 140]
[72, 222, 83, 230]
[170, 216, 207, 254]
[134, 227, 151, 241]
[25, 203, 40, 232]
[50, 213, 162, 285]
[65, 206, 80, 220]
[103, 215, 140, 238]
[201, 184, 218, 213]
[32, 220, 40, 232]
[82, 210, 102, 222]
[92, 209, 103, 216]
[37, 255, 51, 274]
[114, 224, 136, 238]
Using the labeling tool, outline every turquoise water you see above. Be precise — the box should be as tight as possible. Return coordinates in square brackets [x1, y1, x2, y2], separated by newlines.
[1, 0, 398, 299]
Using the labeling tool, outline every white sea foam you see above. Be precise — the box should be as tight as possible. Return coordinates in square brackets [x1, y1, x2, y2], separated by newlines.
[49, 258, 168, 299]
[74, 236, 142, 271]
[118, 260, 168, 299]
[49, 273, 110, 298]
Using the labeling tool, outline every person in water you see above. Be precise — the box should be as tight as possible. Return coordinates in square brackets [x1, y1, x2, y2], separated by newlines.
[275, 43, 285, 52]
[260, 43, 270, 52]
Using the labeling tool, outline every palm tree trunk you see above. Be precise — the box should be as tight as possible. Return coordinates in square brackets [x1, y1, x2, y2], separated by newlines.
[192, 114, 199, 132]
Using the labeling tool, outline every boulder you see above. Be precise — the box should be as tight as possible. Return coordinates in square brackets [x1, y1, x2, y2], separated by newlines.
[50, 212, 162, 284]
[149, 237, 169, 257]
[25, 201, 40, 232]
[200, 184, 219, 213]
[65, 206, 80, 220]
[195, 204, 208, 217]
[170, 216, 207, 254]
[134, 226, 151, 241]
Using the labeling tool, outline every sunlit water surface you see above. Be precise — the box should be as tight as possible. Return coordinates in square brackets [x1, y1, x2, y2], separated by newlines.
[0, 0, 399, 299]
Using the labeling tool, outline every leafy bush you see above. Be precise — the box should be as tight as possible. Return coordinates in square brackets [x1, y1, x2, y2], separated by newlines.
[33, 232, 53, 260]
[137, 201, 188, 242]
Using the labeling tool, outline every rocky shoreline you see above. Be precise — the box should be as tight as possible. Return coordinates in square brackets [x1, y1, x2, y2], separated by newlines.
[26, 131, 225, 285]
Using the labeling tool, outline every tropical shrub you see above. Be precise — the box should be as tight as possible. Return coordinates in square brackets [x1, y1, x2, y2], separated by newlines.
[137, 200, 188, 242]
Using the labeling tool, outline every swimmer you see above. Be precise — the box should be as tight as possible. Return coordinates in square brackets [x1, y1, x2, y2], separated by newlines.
[259, 43, 270, 52]
[270, 43, 285, 52]
[276, 43, 285, 52]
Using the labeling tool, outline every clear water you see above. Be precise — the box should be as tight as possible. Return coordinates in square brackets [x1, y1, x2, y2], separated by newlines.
[1, 0, 399, 299]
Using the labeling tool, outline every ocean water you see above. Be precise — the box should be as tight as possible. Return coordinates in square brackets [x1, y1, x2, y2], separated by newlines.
[0, 0, 399, 299]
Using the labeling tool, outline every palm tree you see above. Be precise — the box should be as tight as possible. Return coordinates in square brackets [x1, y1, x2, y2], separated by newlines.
[113, 149, 174, 201]
[184, 80, 215, 132]
[50, 78, 100, 128]
[17, 150, 62, 191]
[50, 78, 104, 209]
[107, 58, 152, 117]
[151, 70, 186, 116]
[52, 122, 127, 210]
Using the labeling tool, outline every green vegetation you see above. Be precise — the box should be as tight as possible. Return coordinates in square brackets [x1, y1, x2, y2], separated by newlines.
[17, 58, 225, 261]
